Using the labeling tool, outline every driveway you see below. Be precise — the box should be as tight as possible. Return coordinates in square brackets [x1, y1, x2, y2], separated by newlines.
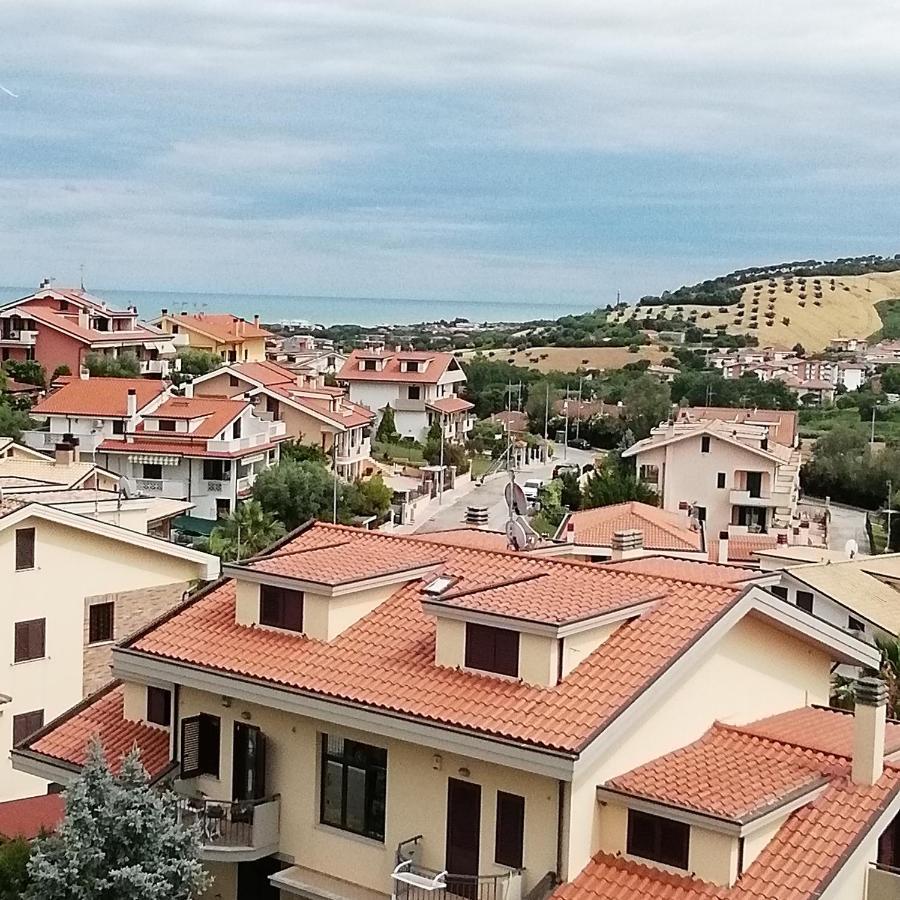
[800, 499, 870, 554]
[415, 446, 595, 535]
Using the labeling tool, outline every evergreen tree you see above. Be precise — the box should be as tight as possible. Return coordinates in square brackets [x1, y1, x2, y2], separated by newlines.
[26, 741, 209, 900]
[375, 404, 400, 443]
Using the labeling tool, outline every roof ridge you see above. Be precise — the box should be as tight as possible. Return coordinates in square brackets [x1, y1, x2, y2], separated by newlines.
[715, 719, 850, 762]
[439, 572, 547, 602]
[248, 538, 353, 561]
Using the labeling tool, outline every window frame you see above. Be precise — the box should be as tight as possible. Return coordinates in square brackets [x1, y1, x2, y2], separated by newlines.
[770, 586, 788, 601]
[464, 622, 520, 677]
[319, 733, 387, 841]
[259, 584, 304, 632]
[796, 590, 814, 614]
[626, 809, 690, 870]
[407, 385, 421, 400]
[142, 463, 163, 480]
[700, 435, 711, 453]
[495, 791, 525, 869]
[88, 602, 115, 644]
[146, 686, 172, 727]
[15, 527, 35, 571]
[14, 618, 46, 663]
[848, 615, 866, 633]
[716, 472, 726, 489]
[112, 420, 125, 435]
[12, 709, 44, 746]
[157, 419, 177, 432]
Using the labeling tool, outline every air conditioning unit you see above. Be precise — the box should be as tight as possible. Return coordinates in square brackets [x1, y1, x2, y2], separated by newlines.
[8, 330, 19, 340]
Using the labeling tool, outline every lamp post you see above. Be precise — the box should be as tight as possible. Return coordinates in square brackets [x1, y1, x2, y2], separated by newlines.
[438, 412, 445, 504]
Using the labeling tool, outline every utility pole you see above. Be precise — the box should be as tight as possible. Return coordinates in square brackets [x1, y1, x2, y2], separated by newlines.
[871, 405, 877, 445]
[888, 479, 893, 549]
[438, 413, 445, 505]
[543, 384, 549, 442]
[332, 438, 338, 523]
[575, 375, 584, 442]
[563, 385, 570, 460]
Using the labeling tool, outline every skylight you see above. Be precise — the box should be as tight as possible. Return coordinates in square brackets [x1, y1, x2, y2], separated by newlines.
[423, 576, 456, 596]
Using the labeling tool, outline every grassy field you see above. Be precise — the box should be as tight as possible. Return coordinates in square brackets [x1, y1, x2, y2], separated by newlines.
[372, 440, 424, 464]
[871, 297, 900, 341]
[613, 272, 900, 351]
[458, 344, 667, 373]
[798, 407, 900, 442]
[470, 455, 493, 478]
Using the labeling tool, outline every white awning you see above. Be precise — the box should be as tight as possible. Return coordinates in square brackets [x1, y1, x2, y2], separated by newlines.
[128, 454, 182, 466]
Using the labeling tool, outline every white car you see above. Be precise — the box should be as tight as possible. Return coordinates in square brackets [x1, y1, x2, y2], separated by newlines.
[522, 479, 544, 503]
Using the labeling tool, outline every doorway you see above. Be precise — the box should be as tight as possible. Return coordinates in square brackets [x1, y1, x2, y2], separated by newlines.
[446, 778, 481, 899]
[232, 722, 267, 802]
[746, 471, 763, 498]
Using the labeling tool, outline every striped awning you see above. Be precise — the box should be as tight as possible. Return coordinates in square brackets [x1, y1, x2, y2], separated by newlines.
[128, 454, 182, 466]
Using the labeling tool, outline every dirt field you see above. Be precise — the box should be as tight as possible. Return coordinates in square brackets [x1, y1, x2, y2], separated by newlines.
[613, 271, 900, 351]
[458, 344, 667, 372]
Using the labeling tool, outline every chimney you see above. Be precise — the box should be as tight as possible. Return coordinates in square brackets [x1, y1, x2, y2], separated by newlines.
[610, 529, 644, 561]
[565, 519, 576, 544]
[717, 530, 729, 564]
[161, 307, 168, 317]
[253, 314, 260, 328]
[54, 440, 75, 467]
[183, 381, 194, 398]
[852, 677, 888, 786]
[126, 388, 137, 419]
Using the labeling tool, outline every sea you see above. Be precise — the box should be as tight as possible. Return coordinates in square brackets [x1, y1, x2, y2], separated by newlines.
[0, 286, 597, 328]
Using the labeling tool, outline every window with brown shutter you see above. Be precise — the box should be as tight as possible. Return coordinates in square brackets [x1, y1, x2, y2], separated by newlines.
[465, 623, 519, 677]
[495, 791, 525, 868]
[12, 709, 44, 745]
[180, 713, 219, 778]
[146, 686, 172, 726]
[627, 809, 690, 869]
[14, 619, 45, 662]
[88, 602, 115, 644]
[259, 585, 304, 632]
[15, 528, 35, 570]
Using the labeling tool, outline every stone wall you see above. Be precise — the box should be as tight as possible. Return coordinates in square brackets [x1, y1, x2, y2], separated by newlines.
[83, 581, 193, 695]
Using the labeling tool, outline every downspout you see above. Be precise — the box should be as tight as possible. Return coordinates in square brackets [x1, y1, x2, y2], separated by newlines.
[556, 779, 566, 883]
[171, 682, 180, 764]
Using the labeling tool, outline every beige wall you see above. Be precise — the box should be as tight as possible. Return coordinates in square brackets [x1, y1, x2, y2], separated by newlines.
[0, 517, 207, 800]
[173, 687, 559, 897]
[203, 861, 237, 900]
[564, 614, 831, 880]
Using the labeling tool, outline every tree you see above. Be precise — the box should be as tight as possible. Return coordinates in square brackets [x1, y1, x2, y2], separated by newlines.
[26, 741, 209, 900]
[524, 380, 558, 434]
[52, 365, 71, 379]
[206, 500, 286, 561]
[0, 402, 35, 441]
[623, 374, 671, 439]
[558, 471, 582, 511]
[881, 367, 900, 395]
[375, 405, 400, 443]
[792, 342, 806, 357]
[176, 349, 222, 378]
[3, 360, 45, 387]
[344, 474, 393, 519]
[423, 438, 470, 475]
[581, 459, 658, 508]
[280, 441, 329, 465]
[0, 838, 31, 899]
[84, 353, 140, 378]
[252, 459, 343, 529]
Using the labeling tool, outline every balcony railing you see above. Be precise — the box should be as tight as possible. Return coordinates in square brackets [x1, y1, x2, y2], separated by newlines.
[176, 795, 280, 861]
[206, 422, 286, 454]
[395, 836, 522, 900]
[22, 430, 106, 453]
[729, 489, 792, 508]
[135, 479, 188, 499]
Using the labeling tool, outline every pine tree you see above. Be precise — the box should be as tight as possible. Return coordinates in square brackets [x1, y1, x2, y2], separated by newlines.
[26, 741, 209, 900]
[375, 404, 400, 443]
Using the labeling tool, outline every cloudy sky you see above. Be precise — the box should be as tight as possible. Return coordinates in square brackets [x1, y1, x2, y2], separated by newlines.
[2, 0, 900, 307]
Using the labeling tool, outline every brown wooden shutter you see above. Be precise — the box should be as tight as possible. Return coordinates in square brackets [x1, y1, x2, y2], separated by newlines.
[494, 629, 520, 677]
[495, 791, 525, 868]
[180, 716, 201, 777]
[15, 528, 35, 570]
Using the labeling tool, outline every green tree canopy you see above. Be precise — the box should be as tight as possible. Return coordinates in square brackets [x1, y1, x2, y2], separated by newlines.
[252, 459, 343, 529]
[375, 405, 400, 443]
[0, 402, 35, 441]
[343, 474, 393, 519]
[3, 360, 45, 387]
[623, 374, 671, 439]
[0, 838, 31, 900]
[176, 348, 222, 378]
[206, 500, 286, 561]
[84, 353, 140, 378]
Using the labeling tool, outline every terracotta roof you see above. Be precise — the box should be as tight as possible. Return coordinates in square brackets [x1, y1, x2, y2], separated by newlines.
[164, 313, 271, 342]
[32, 378, 165, 417]
[490, 411, 529, 433]
[416, 528, 512, 551]
[123, 523, 740, 752]
[266, 385, 374, 429]
[25, 683, 171, 779]
[96, 438, 283, 459]
[722, 535, 778, 563]
[229, 361, 296, 386]
[561, 503, 703, 552]
[141, 396, 247, 437]
[0, 793, 65, 840]
[426, 396, 474, 415]
[338, 350, 462, 385]
[601, 556, 757, 586]
[22, 306, 160, 345]
[676, 407, 797, 447]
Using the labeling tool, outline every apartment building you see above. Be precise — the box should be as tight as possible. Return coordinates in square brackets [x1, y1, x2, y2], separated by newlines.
[154, 311, 271, 363]
[623, 409, 802, 547]
[0, 282, 177, 377]
[0, 497, 218, 801]
[339, 349, 473, 442]
[14, 523, 900, 900]
[191, 361, 374, 481]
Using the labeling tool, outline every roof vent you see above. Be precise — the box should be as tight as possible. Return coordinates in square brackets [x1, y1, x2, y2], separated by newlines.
[423, 576, 457, 597]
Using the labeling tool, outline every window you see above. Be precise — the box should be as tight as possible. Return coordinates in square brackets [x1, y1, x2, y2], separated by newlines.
[112, 420, 125, 435]
[363, 360, 377, 371]
[180, 713, 220, 778]
[465, 623, 519, 677]
[158, 419, 177, 432]
[259, 585, 304, 632]
[229, 375, 240, 387]
[716, 472, 726, 489]
[14, 619, 45, 662]
[848, 616, 865, 633]
[770, 586, 788, 601]
[407, 385, 421, 400]
[142, 463, 162, 480]
[88, 602, 115, 644]
[203, 459, 228, 481]
[232, 418, 242, 439]
[701, 436, 711, 453]
[12, 710, 44, 745]
[15, 528, 35, 570]
[320, 734, 387, 841]
[626, 809, 690, 870]
[147, 687, 172, 727]
[495, 791, 525, 868]
[796, 591, 814, 614]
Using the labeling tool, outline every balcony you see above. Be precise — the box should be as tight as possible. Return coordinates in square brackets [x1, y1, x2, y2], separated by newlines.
[868, 863, 900, 899]
[139, 358, 172, 377]
[22, 430, 106, 453]
[175, 795, 280, 863]
[336, 438, 371, 465]
[729, 489, 792, 508]
[134, 478, 188, 499]
[0, 329, 38, 346]
[395, 836, 522, 900]
[206, 422, 286, 455]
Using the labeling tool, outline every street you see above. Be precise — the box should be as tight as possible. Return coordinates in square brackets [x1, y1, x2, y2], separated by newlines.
[415, 446, 596, 534]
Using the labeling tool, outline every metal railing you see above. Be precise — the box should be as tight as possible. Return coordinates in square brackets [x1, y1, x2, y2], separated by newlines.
[395, 836, 521, 900]
[175, 795, 277, 850]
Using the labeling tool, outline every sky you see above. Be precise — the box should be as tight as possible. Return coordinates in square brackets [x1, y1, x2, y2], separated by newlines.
[2, 0, 900, 308]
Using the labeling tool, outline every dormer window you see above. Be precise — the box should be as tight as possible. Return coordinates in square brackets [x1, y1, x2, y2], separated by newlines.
[260, 584, 304, 632]
[158, 419, 176, 432]
[627, 809, 689, 870]
[363, 360, 377, 371]
[405, 360, 421, 373]
[465, 622, 519, 677]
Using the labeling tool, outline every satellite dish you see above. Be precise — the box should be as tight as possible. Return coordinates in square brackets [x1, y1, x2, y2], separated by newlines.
[844, 539, 859, 559]
[504, 481, 528, 516]
[515, 515, 541, 548]
[121, 476, 139, 500]
[506, 519, 529, 551]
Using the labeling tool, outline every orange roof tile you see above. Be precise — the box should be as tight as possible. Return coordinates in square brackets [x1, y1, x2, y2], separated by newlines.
[562, 503, 703, 552]
[0, 793, 64, 840]
[25, 683, 171, 779]
[427, 397, 474, 414]
[166, 313, 271, 342]
[677, 407, 798, 447]
[339, 350, 461, 384]
[142, 396, 247, 437]
[33, 378, 165, 417]
[230, 360, 296, 386]
[124, 523, 740, 752]
[601, 556, 757, 586]
[723, 535, 778, 563]
[416, 528, 512, 552]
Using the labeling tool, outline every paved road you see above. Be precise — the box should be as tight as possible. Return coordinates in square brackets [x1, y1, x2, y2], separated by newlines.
[800, 499, 870, 554]
[415, 446, 595, 535]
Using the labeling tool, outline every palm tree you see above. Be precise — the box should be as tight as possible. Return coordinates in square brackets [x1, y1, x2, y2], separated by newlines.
[207, 500, 285, 562]
[830, 635, 900, 717]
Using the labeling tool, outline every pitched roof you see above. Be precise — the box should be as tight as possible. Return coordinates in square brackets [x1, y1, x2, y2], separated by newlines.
[32, 377, 165, 417]
[338, 350, 461, 384]
[676, 407, 797, 447]
[426, 396, 474, 414]
[0, 793, 64, 840]
[560, 503, 703, 552]
[224, 360, 296, 387]
[720, 535, 778, 563]
[122, 522, 742, 752]
[264, 384, 374, 429]
[164, 313, 271, 342]
[416, 528, 512, 551]
[601, 556, 757, 586]
[140, 396, 247, 437]
[24, 683, 171, 780]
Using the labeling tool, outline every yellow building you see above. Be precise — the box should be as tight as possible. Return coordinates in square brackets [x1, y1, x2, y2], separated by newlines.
[14, 525, 900, 900]
[156, 311, 271, 363]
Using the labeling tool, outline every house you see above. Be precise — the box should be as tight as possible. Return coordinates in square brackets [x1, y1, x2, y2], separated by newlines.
[268, 335, 347, 376]
[338, 349, 473, 442]
[95, 389, 288, 520]
[553, 502, 707, 562]
[0, 281, 177, 377]
[190, 361, 374, 481]
[0, 497, 218, 801]
[14, 523, 899, 900]
[154, 310, 271, 363]
[623, 413, 802, 547]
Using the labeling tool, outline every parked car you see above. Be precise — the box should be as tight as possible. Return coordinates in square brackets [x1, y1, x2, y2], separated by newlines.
[569, 437, 591, 450]
[551, 463, 581, 480]
[522, 479, 544, 503]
